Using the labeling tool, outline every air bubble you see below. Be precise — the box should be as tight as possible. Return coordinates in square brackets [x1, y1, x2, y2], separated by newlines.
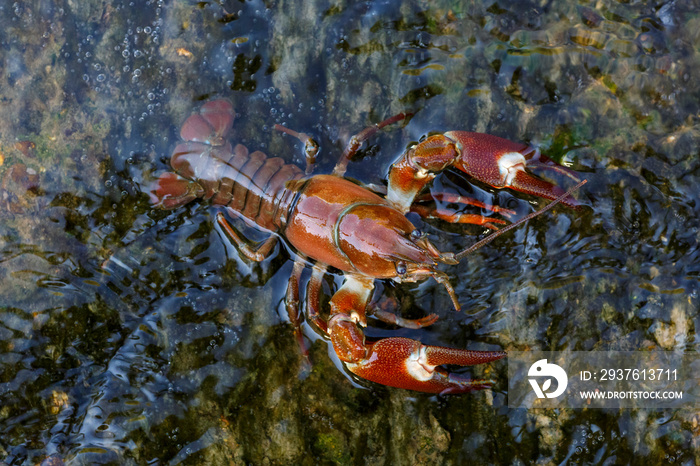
[96, 74, 106, 82]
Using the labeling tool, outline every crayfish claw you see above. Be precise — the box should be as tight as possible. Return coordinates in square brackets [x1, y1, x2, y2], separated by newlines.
[344, 337, 505, 394]
[387, 130, 583, 216]
[445, 131, 582, 208]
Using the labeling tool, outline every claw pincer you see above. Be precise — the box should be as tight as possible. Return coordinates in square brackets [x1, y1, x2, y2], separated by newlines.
[446, 131, 581, 206]
[322, 276, 504, 393]
[388, 131, 582, 219]
[151, 100, 584, 394]
[347, 339, 506, 394]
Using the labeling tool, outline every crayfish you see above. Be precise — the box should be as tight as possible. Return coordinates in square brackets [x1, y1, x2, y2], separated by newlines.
[150, 99, 584, 394]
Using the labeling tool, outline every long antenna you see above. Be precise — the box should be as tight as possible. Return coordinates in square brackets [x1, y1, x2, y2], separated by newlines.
[453, 179, 587, 262]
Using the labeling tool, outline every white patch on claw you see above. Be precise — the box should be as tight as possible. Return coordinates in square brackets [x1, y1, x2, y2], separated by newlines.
[405, 346, 436, 382]
[498, 152, 527, 186]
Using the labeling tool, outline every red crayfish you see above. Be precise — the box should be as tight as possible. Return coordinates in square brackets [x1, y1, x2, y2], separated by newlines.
[150, 99, 584, 394]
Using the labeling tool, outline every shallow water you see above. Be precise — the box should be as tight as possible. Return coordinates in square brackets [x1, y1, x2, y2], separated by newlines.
[0, 0, 699, 464]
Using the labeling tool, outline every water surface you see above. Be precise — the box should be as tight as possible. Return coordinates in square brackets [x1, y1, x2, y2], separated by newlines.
[0, 0, 698, 464]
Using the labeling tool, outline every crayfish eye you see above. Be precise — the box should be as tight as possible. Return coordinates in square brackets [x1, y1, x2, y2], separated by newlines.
[410, 229, 422, 241]
[395, 261, 407, 275]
